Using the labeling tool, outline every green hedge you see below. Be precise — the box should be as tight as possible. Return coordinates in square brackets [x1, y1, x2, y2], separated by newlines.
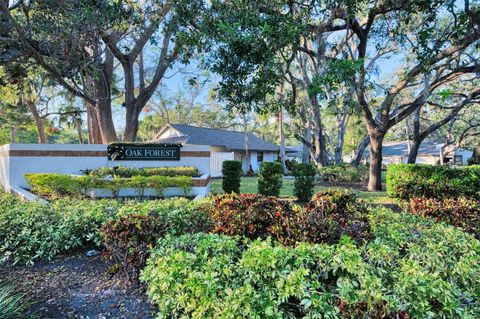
[86, 166, 199, 178]
[291, 162, 317, 202]
[0, 193, 211, 265]
[25, 173, 193, 199]
[142, 210, 480, 318]
[222, 160, 242, 193]
[386, 164, 480, 199]
[258, 162, 283, 196]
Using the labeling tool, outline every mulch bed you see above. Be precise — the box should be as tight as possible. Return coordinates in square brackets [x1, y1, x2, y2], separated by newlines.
[0, 252, 156, 319]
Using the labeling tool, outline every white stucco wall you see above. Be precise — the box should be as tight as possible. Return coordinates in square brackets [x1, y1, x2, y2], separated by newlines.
[0, 144, 10, 189]
[0, 143, 211, 190]
[239, 151, 278, 172]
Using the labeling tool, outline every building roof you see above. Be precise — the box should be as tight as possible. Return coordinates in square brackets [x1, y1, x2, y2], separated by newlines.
[365, 140, 450, 157]
[152, 124, 279, 152]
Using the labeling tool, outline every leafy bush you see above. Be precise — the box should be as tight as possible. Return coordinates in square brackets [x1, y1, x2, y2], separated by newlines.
[86, 166, 199, 178]
[100, 214, 167, 283]
[0, 194, 122, 264]
[291, 162, 317, 202]
[0, 194, 211, 265]
[258, 162, 283, 196]
[386, 164, 480, 199]
[100, 199, 213, 283]
[209, 191, 370, 246]
[142, 210, 480, 318]
[25, 173, 193, 199]
[404, 196, 480, 239]
[222, 160, 242, 193]
[299, 190, 371, 245]
[209, 193, 293, 240]
[318, 164, 369, 183]
[0, 283, 30, 319]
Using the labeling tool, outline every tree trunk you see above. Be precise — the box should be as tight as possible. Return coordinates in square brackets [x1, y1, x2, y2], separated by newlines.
[407, 105, 421, 163]
[25, 98, 47, 143]
[407, 140, 421, 164]
[76, 118, 84, 144]
[334, 114, 348, 165]
[123, 105, 141, 142]
[351, 135, 370, 166]
[95, 96, 117, 143]
[368, 133, 385, 191]
[10, 126, 16, 144]
[278, 108, 288, 174]
[470, 146, 480, 164]
[310, 98, 328, 167]
[86, 101, 103, 144]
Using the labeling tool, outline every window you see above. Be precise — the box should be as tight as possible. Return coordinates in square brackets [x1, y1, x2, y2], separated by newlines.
[257, 152, 264, 163]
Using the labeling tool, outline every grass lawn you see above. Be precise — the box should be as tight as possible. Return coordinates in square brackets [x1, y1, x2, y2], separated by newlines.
[210, 177, 396, 205]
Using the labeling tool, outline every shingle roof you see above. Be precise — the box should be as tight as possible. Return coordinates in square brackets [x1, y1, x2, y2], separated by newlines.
[153, 124, 279, 152]
[365, 140, 444, 157]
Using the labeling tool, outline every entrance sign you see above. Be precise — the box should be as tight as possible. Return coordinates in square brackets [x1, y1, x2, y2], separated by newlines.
[107, 143, 181, 161]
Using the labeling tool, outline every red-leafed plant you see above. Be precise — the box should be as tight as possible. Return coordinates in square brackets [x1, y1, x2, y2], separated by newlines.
[209, 193, 293, 240]
[209, 191, 371, 246]
[405, 196, 480, 239]
[100, 213, 166, 283]
[299, 190, 371, 245]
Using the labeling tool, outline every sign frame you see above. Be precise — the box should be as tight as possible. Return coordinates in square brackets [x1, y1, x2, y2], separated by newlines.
[107, 143, 182, 161]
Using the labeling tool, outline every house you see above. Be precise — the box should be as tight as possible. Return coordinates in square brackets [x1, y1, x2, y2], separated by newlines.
[362, 140, 473, 166]
[152, 124, 279, 176]
[285, 145, 304, 162]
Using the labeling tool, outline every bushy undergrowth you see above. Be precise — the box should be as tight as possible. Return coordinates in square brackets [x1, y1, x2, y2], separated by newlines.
[0, 194, 210, 265]
[386, 164, 480, 199]
[208, 191, 371, 246]
[404, 196, 480, 239]
[25, 173, 193, 199]
[142, 210, 480, 318]
[86, 166, 199, 178]
[318, 164, 369, 183]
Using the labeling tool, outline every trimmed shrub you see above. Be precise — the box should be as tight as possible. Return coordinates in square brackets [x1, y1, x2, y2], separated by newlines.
[258, 162, 283, 196]
[100, 214, 167, 283]
[318, 164, 369, 183]
[25, 173, 193, 199]
[386, 164, 480, 199]
[209, 193, 293, 240]
[291, 162, 317, 202]
[0, 195, 123, 264]
[86, 166, 199, 178]
[300, 190, 371, 245]
[208, 191, 371, 246]
[24, 173, 83, 198]
[100, 199, 214, 283]
[222, 160, 242, 193]
[404, 196, 480, 239]
[0, 194, 212, 265]
[142, 213, 480, 318]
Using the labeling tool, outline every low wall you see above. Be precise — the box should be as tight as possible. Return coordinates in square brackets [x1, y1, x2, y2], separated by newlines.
[0, 143, 211, 191]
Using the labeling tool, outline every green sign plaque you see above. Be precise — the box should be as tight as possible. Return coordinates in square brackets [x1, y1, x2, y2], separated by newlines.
[107, 143, 181, 161]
